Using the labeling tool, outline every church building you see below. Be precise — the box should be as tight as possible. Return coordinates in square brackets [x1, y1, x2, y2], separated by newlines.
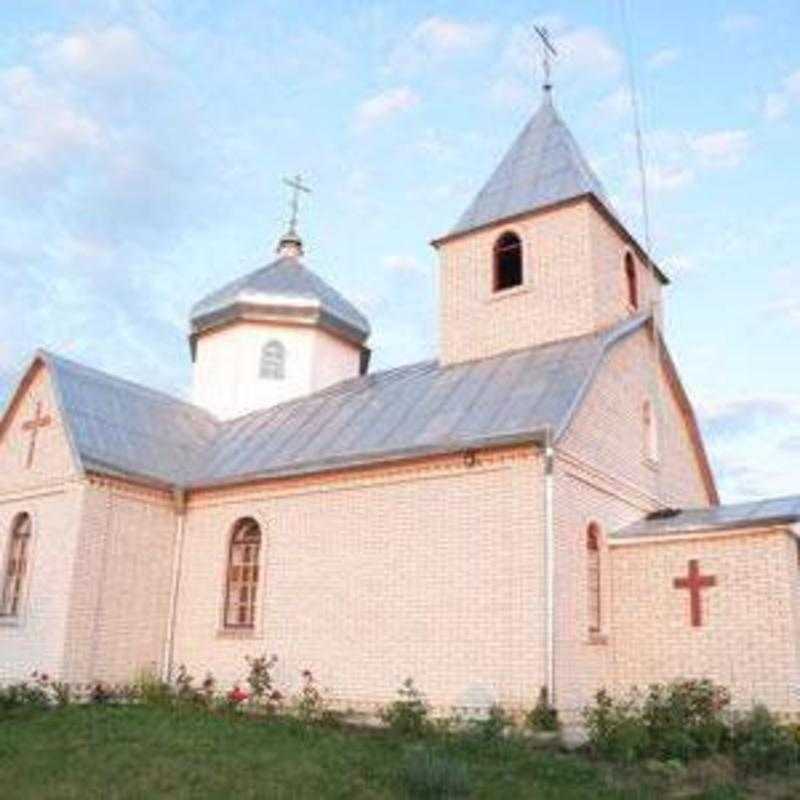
[2, 83, 800, 724]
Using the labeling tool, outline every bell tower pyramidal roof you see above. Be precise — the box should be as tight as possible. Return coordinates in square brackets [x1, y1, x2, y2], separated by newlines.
[448, 90, 610, 239]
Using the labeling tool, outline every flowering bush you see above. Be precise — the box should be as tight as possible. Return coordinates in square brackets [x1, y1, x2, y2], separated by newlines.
[245, 654, 283, 713]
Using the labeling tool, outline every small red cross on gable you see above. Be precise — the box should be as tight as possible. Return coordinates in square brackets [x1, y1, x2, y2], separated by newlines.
[673, 559, 716, 627]
[21, 401, 52, 469]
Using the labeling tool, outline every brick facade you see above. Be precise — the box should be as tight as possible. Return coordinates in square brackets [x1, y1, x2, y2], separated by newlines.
[436, 199, 661, 365]
[173, 447, 546, 713]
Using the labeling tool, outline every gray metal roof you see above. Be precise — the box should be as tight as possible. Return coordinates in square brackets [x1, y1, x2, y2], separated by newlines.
[615, 496, 800, 541]
[190, 255, 371, 345]
[40, 351, 219, 487]
[32, 314, 651, 490]
[448, 91, 609, 238]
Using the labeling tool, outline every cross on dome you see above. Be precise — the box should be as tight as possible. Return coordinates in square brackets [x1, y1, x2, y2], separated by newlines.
[277, 174, 311, 257]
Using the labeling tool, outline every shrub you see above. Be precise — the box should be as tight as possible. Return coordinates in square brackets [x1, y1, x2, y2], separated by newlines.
[470, 704, 511, 742]
[584, 680, 731, 764]
[731, 705, 799, 775]
[583, 688, 649, 763]
[245, 654, 283, 713]
[381, 678, 430, 737]
[525, 686, 559, 733]
[400, 745, 471, 799]
[293, 669, 330, 725]
[641, 679, 730, 761]
[0, 680, 50, 714]
[133, 669, 173, 707]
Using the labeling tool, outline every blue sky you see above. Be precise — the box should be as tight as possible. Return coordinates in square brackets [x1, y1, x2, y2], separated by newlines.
[2, 0, 799, 503]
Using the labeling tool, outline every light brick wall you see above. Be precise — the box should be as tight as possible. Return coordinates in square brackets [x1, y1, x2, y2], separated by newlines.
[560, 326, 712, 511]
[589, 210, 662, 332]
[0, 364, 84, 682]
[552, 465, 646, 718]
[609, 531, 800, 713]
[174, 447, 545, 713]
[436, 200, 663, 365]
[62, 478, 177, 684]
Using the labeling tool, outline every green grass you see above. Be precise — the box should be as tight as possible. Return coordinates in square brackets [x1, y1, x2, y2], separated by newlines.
[0, 706, 796, 799]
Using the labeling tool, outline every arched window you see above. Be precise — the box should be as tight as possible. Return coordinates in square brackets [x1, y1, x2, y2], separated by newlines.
[643, 400, 659, 463]
[493, 231, 523, 292]
[587, 523, 601, 634]
[1, 513, 32, 618]
[259, 340, 285, 380]
[625, 252, 638, 309]
[223, 517, 262, 629]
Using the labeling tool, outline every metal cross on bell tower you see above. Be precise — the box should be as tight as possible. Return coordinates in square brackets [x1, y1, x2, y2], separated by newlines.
[533, 25, 558, 93]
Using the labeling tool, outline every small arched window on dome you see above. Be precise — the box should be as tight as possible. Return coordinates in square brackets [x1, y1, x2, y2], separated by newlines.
[493, 231, 523, 292]
[1, 512, 32, 618]
[586, 523, 602, 634]
[259, 340, 285, 380]
[223, 517, 262, 629]
[625, 252, 639, 310]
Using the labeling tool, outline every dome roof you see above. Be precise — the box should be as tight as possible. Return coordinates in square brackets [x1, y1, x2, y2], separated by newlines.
[190, 254, 371, 347]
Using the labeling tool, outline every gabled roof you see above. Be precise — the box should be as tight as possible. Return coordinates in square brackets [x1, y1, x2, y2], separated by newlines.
[37, 351, 219, 487]
[447, 91, 609, 239]
[9, 315, 652, 490]
[615, 495, 800, 541]
[190, 255, 371, 347]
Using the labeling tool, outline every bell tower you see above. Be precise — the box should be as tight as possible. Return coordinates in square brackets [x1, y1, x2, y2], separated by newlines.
[432, 86, 668, 366]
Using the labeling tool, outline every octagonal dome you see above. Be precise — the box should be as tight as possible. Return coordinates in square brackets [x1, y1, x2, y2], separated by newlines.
[189, 253, 371, 351]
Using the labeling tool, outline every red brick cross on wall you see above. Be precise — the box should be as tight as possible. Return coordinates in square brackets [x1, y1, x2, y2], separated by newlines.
[673, 559, 716, 627]
[21, 401, 52, 469]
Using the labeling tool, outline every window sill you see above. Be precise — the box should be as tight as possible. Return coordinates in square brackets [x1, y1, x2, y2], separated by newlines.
[0, 616, 22, 628]
[586, 632, 609, 646]
[487, 284, 530, 303]
[216, 628, 262, 640]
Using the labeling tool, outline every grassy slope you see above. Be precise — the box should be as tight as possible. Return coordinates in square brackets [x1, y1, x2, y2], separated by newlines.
[0, 706, 764, 799]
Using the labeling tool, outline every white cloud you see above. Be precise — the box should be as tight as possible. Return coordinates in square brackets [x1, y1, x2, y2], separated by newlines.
[411, 17, 493, 54]
[763, 69, 800, 121]
[0, 65, 103, 179]
[660, 254, 696, 276]
[354, 87, 419, 132]
[387, 17, 494, 75]
[597, 86, 632, 120]
[35, 26, 162, 84]
[647, 164, 694, 193]
[384, 255, 425, 274]
[490, 20, 621, 108]
[689, 130, 750, 169]
[647, 48, 680, 70]
[720, 12, 761, 34]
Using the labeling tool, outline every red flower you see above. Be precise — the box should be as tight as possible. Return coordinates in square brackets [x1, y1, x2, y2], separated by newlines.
[228, 687, 248, 704]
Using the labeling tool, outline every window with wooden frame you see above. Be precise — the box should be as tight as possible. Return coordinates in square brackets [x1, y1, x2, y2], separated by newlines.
[259, 340, 285, 380]
[587, 523, 601, 634]
[1, 513, 32, 618]
[625, 252, 638, 309]
[493, 231, 523, 291]
[223, 517, 262, 630]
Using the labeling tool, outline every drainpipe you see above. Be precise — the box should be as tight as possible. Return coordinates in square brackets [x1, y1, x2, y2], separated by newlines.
[162, 488, 187, 683]
[543, 429, 556, 705]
